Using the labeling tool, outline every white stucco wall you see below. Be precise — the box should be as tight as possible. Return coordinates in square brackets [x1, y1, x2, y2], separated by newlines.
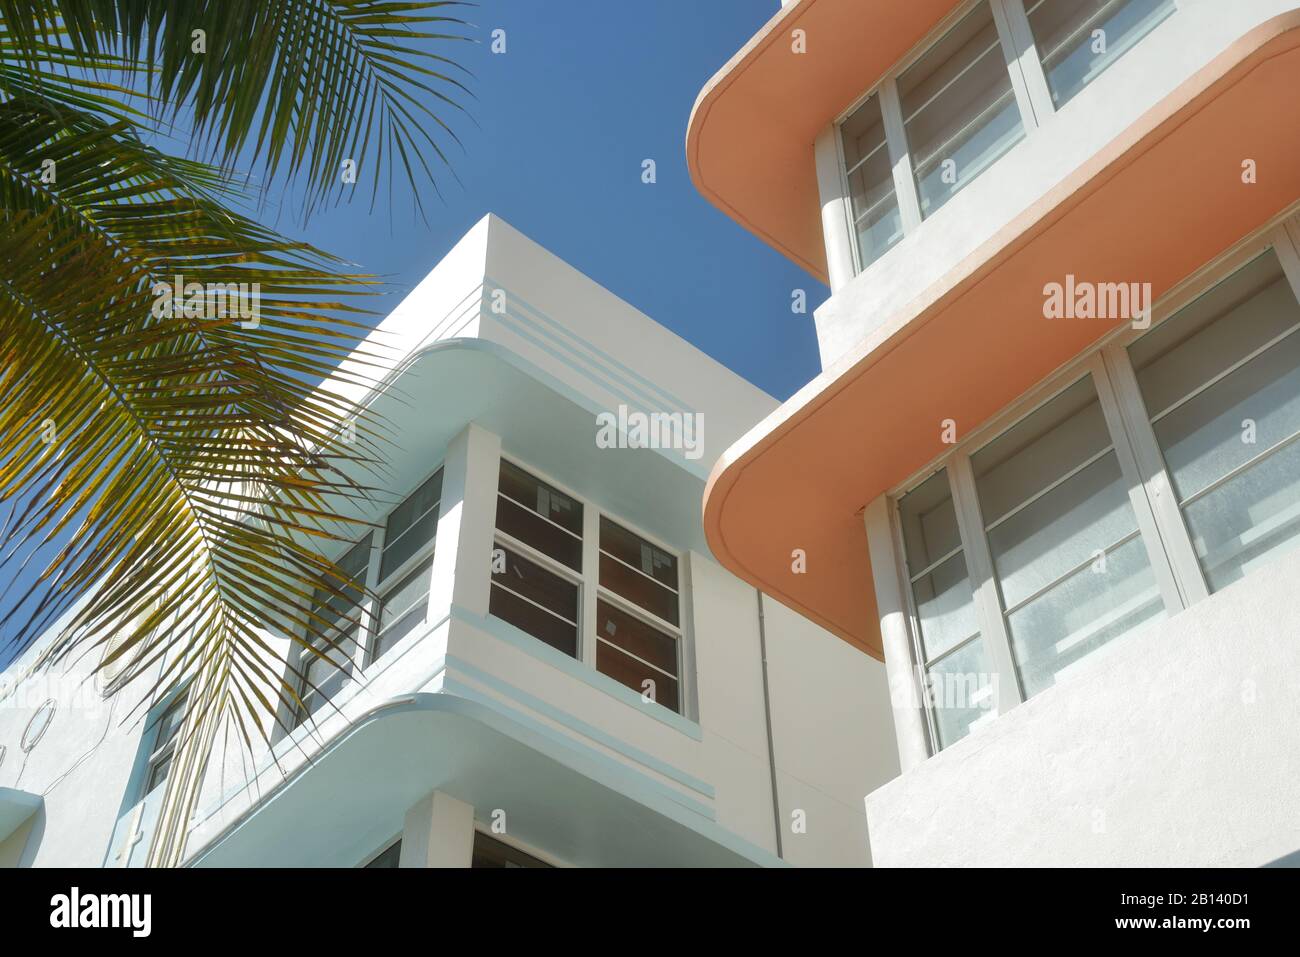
[815, 0, 1300, 367]
[866, 545, 1300, 867]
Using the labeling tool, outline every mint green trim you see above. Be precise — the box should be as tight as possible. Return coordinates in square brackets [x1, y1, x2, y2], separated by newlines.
[451, 603, 704, 741]
[482, 276, 690, 412]
[444, 652, 713, 801]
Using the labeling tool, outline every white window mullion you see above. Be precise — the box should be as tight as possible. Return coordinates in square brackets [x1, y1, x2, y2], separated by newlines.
[990, 0, 1046, 130]
[879, 75, 923, 234]
[580, 505, 599, 666]
[1087, 352, 1186, 613]
[359, 525, 384, 668]
[1275, 219, 1300, 295]
[1098, 342, 1210, 606]
[997, 0, 1057, 123]
[948, 454, 1024, 713]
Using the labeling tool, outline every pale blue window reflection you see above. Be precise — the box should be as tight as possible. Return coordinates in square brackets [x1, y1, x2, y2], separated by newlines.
[1026, 0, 1176, 108]
[898, 1, 1025, 219]
[972, 376, 1164, 697]
[1130, 250, 1300, 592]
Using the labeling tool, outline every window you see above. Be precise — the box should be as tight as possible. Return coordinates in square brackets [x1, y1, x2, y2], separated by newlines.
[472, 831, 551, 868]
[839, 0, 1178, 273]
[596, 517, 682, 713]
[290, 467, 443, 728]
[897, 470, 993, 747]
[898, 1, 1025, 219]
[491, 461, 583, 657]
[1130, 250, 1300, 592]
[143, 692, 187, 796]
[365, 841, 402, 868]
[841, 93, 903, 269]
[888, 219, 1300, 753]
[1025, 0, 1175, 108]
[972, 375, 1165, 697]
[489, 460, 687, 715]
[295, 533, 369, 724]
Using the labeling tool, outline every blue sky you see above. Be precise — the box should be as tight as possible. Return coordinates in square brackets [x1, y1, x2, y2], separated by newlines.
[253, 0, 827, 401]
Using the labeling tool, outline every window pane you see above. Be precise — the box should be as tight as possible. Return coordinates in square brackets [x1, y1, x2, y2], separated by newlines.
[1006, 534, 1162, 696]
[898, 470, 976, 663]
[366, 842, 402, 868]
[1132, 250, 1300, 590]
[1026, 0, 1175, 108]
[841, 93, 903, 269]
[498, 460, 582, 535]
[597, 641, 681, 714]
[490, 546, 579, 657]
[496, 495, 582, 570]
[298, 630, 357, 720]
[152, 694, 188, 754]
[596, 598, 678, 676]
[599, 517, 677, 588]
[911, 552, 979, 662]
[373, 560, 431, 659]
[973, 377, 1164, 690]
[926, 638, 994, 749]
[311, 534, 371, 625]
[145, 748, 174, 794]
[381, 471, 441, 580]
[898, 1, 1024, 218]
[489, 585, 578, 657]
[898, 470, 961, 570]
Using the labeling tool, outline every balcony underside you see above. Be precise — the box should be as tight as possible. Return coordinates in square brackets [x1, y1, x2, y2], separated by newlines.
[186, 692, 777, 867]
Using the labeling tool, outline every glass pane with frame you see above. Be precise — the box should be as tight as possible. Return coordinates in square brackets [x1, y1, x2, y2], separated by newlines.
[898, 0, 1024, 219]
[598, 517, 679, 625]
[297, 628, 358, 721]
[1131, 249, 1300, 591]
[972, 375, 1164, 693]
[381, 471, 441, 581]
[897, 470, 977, 662]
[489, 546, 579, 657]
[841, 92, 903, 269]
[925, 637, 994, 748]
[1025, 0, 1175, 108]
[372, 560, 432, 660]
[310, 534, 371, 631]
[496, 461, 583, 570]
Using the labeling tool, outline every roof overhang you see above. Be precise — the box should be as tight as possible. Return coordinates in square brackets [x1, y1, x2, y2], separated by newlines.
[686, 0, 963, 281]
[703, 14, 1300, 659]
[188, 693, 780, 867]
[330, 337, 714, 556]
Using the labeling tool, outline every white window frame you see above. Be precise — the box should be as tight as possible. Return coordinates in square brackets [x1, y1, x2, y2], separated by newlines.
[142, 690, 188, 797]
[836, 0, 1178, 275]
[880, 208, 1300, 754]
[491, 456, 693, 719]
[289, 462, 444, 728]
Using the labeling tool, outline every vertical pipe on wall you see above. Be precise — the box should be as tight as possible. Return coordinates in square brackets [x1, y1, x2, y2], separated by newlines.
[755, 589, 784, 860]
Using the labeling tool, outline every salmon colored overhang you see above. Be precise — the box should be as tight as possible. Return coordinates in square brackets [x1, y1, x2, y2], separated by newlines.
[703, 14, 1300, 661]
[685, 0, 965, 284]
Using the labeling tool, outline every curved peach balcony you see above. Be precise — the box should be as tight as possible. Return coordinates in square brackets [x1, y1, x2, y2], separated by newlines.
[703, 14, 1300, 659]
[686, 0, 963, 283]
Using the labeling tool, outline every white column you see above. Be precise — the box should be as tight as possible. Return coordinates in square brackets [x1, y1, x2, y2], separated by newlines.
[814, 125, 858, 292]
[863, 495, 931, 772]
[398, 791, 475, 868]
[428, 422, 502, 624]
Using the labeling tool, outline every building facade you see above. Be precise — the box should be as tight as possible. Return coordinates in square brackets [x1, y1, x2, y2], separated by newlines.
[0, 215, 899, 868]
[692, 0, 1300, 865]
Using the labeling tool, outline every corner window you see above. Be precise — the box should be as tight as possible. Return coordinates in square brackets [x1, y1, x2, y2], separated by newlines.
[898, 0, 1025, 219]
[291, 466, 443, 728]
[1025, 0, 1175, 108]
[489, 460, 687, 715]
[1129, 249, 1300, 592]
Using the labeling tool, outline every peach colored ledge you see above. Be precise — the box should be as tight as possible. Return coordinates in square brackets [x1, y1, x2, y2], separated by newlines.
[686, 0, 963, 284]
[703, 14, 1300, 660]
